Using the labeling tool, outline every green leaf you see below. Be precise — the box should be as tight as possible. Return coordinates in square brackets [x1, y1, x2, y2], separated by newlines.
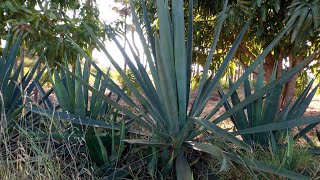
[261, 84, 282, 124]
[90, 71, 102, 118]
[123, 139, 168, 147]
[50, 68, 73, 113]
[291, 8, 309, 43]
[274, 0, 280, 13]
[25, 106, 119, 130]
[293, 83, 319, 141]
[243, 78, 253, 126]
[118, 120, 126, 158]
[83, 59, 90, 108]
[251, 65, 264, 135]
[188, 142, 228, 172]
[74, 57, 86, 117]
[4, 62, 23, 108]
[196, 118, 252, 152]
[34, 81, 54, 110]
[57, 63, 153, 130]
[48, 12, 57, 20]
[176, 154, 193, 180]
[213, 50, 319, 124]
[218, 89, 239, 129]
[5, 1, 17, 12]
[155, 0, 178, 125]
[188, 0, 229, 116]
[64, 57, 75, 108]
[81, 24, 158, 126]
[234, 115, 320, 135]
[130, 0, 160, 90]
[148, 151, 157, 178]
[155, 35, 177, 132]
[229, 80, 249, 130]
[206, 26, 289, 121]
[85, 133, 109, 166]
[141, 0, 156, 60]
[2, 35, 21, 91]
[186, 0, 194, 103]
[8, 105, 24, 119]
[257, 0, 262, 7]
[311, 5, 319, 29]
[228, 80, 251, 142]
[295, 122, 319, 141]
[172, 0, 187, 127]
[289, 84, 319, 119]
[107, 28, 166, 124]
[163, 154, 174, 176]
[195, 19, 251, 117]
[224, 152, 308, 179]
[288, 80, 315, 118]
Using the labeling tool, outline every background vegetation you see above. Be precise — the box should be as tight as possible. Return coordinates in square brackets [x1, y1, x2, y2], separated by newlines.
[1, 0, 320, 179]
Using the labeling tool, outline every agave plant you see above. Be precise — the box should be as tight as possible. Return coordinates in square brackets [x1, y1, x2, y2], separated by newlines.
[0, 35, 45, 127]
[64, 0, 320, 179]
[26, 56, 132, 170]
[221, 65, 319, 148]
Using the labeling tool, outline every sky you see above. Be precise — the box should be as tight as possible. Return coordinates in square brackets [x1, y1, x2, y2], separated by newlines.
[93, 0, 143, 69]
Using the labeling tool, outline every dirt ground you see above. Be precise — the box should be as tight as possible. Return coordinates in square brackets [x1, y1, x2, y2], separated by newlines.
[305, 95, 320, 116]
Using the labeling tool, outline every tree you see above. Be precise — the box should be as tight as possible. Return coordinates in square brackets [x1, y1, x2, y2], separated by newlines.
[221, 0, 320, 106]
[0, 0, 116, 102]
[0, 0, 109, 66]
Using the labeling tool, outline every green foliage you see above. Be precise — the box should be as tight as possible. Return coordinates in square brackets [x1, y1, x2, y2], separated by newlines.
[0, 2, 319, 178]
[221, 66, 319, 147]
[295, 71, 312, 96]
[0, 35, 44, 121]
[25, 56, 136, 177]
[0, 37, 96, 179]
[47, 57, 116, 121]
[190, 74, 201, 90]
[0, 0, 115, 66]
[116, 69, 141, 95]
[65, 0, 320, 179]
[44, 57, 129, 170]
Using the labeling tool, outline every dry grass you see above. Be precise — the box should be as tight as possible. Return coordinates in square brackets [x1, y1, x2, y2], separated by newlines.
[0, 112, 95, 180]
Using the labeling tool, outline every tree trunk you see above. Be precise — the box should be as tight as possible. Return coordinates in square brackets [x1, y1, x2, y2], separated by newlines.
[264, 52, 275, 83]
[282, 52, 297, 107]
[281, 51, 320, 107]
[276, 55, 283, 78]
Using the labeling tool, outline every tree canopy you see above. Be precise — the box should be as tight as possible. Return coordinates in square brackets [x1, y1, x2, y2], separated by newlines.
[0, 0, 108, 65]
